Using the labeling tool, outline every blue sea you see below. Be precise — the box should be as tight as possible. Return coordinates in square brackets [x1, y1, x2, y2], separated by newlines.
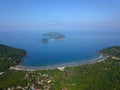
[0, 30, 120, 67]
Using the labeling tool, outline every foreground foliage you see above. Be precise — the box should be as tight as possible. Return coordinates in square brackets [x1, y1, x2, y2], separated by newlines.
[0, 70, 26, 89]
[0, 46, 120, 90]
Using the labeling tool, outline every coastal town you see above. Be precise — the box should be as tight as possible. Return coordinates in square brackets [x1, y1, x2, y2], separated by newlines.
[6, 71, 55, 90]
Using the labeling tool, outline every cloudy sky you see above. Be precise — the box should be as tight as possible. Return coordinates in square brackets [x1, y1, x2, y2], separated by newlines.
[0, 0, 120, 31]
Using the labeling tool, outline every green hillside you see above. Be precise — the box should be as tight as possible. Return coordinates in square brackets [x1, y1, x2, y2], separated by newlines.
[100, 46, 120, 57]
[0, 44, 26, 72]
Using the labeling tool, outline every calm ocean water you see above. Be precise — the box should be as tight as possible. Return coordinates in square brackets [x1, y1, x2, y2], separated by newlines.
[0, 30, 120, 67]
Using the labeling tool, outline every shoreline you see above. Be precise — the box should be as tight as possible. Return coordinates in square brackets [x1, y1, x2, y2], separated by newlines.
[19, 51, 27, 65]
[10, 55, 107, 71]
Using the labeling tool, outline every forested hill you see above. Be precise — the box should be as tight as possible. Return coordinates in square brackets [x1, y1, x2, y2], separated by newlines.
[100, 46, 120, 57]
[0, 44, 26, 72]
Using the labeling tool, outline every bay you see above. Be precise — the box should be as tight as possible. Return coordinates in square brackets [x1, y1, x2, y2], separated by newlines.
[0, 30, 120, 67]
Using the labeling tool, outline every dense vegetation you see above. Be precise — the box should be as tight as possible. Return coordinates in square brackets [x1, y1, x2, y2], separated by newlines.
[0, 44, 26, 72]
[100, 46, 120, 57]
[0, 70, 26, 89]
[0, 46, 120, 90]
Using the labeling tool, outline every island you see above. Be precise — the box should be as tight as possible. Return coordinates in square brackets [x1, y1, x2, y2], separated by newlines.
[0, 44, 26, 72]
[41, 32, 65, 42]
[0, 45, 120, 90]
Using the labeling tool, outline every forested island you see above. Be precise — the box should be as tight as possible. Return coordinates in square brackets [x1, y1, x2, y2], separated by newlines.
[0, 45, 120, 90]
[42, 32, 65, 42]
[0, 44, 26, 72]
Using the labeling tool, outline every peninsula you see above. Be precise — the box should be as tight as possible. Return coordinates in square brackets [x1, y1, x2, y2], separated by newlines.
[41, 32, 65, 42]
[0, 44, 26, 72]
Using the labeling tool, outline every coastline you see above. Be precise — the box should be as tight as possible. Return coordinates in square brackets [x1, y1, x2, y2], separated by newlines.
[19, 51, 27, 65]
[10, 55, 107, 71]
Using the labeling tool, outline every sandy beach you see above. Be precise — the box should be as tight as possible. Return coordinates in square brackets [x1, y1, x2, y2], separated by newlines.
[10, 55, 107, 71]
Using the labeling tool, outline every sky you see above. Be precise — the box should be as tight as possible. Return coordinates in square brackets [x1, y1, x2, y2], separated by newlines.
[0, 0, 120, 31]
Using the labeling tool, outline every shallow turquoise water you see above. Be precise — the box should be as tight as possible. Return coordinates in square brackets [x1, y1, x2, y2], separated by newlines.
[0, 30, 120, 67]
